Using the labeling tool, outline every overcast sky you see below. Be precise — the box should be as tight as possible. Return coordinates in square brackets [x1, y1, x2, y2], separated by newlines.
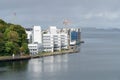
[1, 0, 120, 28]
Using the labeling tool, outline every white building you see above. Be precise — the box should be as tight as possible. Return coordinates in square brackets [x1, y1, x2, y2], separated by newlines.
[42, 34, 54, 52]
[60, 33, 68, 49]
[28, 43, 42, 55]
[32, 26, 42, 44]
[26, 26, 43, 55]
[49, 26, 57, 34]
[26, 26, 76, 53]
[42, 26, 69, 52]
[25, 28, 32, 43]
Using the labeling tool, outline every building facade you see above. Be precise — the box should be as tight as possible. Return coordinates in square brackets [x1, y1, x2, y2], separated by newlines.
[28, 43, 43, 55]
[42, 34, 54, 52]
[26, 26, 42, 55]
[42, 26, 69, 52]
[32, 26, 42, 44]
[25, 28, 32, 43]
[26, 26, 81, 54]
[69, 28, 81, 45]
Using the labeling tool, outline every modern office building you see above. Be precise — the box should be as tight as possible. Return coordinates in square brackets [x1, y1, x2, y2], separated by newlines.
[69, 28, 81, 45]
[32, 26, 42, 44]
[42, 26, 69, 52]
[26, 26, 42, 54]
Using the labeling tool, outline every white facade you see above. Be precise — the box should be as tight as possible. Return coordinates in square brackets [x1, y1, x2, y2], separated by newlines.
[49, 26, 57, 34]
[42, 34, 54, 52]
[32, 26, 42, 44]
[53, 34, 61, 51]
[60, 33, 68, 49]
[27, 26, 43, 55]
[28, 43, 43, 55]
[25, 28, 32, 43]
[26, 26, 71, 53]
[42, 26, 69, 52]
[26, 31, 32, 40]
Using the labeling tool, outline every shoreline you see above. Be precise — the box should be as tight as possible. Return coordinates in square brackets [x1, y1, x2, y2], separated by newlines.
[0, 50, 79, 62]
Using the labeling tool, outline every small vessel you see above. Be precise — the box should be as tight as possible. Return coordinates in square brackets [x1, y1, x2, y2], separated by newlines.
[80, 41, 85, 43]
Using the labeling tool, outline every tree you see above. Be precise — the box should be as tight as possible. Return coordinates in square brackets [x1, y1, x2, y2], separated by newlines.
[0, 24, 6, 33]
[5, 41, 20, 55]
[0, 32, 5, 56]
[0, 19, 7, 25]
[7, 31, 19, 42]
[20, 43, 29, 55]
[0, 19, 29, 56]
[5, 41, 14, 55]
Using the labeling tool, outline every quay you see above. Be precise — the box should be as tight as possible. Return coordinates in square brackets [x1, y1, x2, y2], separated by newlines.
[0, 56, 31, 62]
[0, 49, 79, 62]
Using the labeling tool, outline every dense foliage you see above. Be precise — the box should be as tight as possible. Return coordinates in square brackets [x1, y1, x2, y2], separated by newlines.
[0, 19, 29, 56]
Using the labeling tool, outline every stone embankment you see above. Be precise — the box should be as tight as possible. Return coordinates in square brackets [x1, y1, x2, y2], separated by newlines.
[0, 49, 79, 62]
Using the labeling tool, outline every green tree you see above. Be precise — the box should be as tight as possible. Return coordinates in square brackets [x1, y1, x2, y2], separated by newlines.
[0, 19, 7, 25]
[5, 41, 14, 55]
[7, 31, 19, 42]
[0, 32, 5, 55]
[20, 43, 29, 55]
[0, 24, 6, 33]
[0, 19, 29, 56]
[5, 41, 20, 55]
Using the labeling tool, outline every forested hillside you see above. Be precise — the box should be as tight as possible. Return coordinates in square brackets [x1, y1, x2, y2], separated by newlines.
[0, 19, 29, 56]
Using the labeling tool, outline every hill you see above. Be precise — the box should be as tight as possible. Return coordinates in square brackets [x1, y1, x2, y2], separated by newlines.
[0, 19, 29, 56]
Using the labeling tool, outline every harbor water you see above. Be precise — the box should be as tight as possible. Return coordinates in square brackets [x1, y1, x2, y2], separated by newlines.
[1, 28, 120, 80]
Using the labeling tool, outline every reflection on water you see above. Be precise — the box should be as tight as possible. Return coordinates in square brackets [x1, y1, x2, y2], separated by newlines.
[0, 60, 29, 80]
[43, 54, 68, 73]
[27, 54, 68, 74]
[0, 54, 69, 80]
[0, 60, 28, 72]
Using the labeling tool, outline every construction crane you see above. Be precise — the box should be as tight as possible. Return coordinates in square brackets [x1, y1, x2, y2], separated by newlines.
[63, 19, 71, 49]
[63, 19, 71, 28]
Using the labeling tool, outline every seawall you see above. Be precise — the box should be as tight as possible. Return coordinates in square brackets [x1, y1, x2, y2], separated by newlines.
[0, 50, 79, 62]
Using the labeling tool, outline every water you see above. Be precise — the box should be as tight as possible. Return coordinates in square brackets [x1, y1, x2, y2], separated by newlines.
[1, 28, 120, 80]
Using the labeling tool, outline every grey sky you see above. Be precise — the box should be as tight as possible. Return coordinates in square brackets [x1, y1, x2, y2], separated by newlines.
[1, 0, 120, 28]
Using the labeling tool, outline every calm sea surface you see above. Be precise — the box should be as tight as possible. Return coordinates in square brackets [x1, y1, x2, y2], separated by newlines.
[1, 28, 120, 80]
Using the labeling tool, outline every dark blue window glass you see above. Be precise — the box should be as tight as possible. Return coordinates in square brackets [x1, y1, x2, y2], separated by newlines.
[71, 31, 78, 41]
